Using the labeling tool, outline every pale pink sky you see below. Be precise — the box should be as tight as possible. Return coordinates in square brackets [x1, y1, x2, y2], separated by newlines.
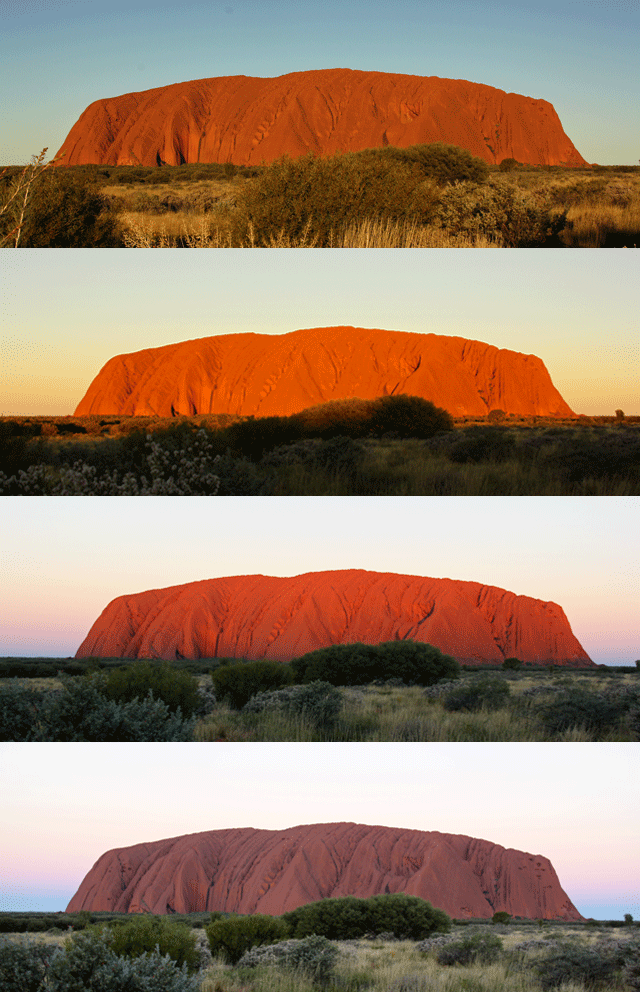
[0, 744, 637, 919]
[1, 497, 637, 664]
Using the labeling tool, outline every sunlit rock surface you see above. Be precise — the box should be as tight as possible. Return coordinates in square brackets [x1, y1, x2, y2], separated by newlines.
[76, 569, 592, 666]
[56, 68, 587, 167]
[74, 327, 574, 418]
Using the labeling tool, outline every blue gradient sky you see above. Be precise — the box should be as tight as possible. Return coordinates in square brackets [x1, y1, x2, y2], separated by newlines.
[3, 249, 639, 417]
[2, 0, 639, 164]
[1, 497, 637, 665]
[1, 743, 638, 920]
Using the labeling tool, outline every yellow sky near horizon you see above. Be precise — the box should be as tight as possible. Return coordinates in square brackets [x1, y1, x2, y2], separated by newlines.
[2, 249, 639, 417]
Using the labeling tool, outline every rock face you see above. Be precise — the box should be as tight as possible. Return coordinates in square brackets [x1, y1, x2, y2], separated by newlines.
[66, 822, 583, 920]
[75, 569, 593, 666]
[55, 68, 587, 167]
[74, 327, 574, 419]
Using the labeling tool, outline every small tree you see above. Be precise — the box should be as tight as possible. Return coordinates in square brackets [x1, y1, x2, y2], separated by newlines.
[491, 911, 511, 924]
[624, 913, 634, 923]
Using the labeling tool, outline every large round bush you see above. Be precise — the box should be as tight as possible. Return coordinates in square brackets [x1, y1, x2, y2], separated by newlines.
[291, 640, 459, 687]
[103, 660, 201, 716]
[211, 659, 295, 709]
[206, 914, 289, 964]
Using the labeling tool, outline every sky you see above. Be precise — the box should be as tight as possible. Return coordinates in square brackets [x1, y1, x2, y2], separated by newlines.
[0, 743, 638, 919]
[1, 496, 637, 665]
[2, 249, 639, 417]
[1, 0, 639, 165]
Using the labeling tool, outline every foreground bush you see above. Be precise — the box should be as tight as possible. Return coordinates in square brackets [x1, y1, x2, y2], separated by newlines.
[0, 936, 60, 991]
[244, 680, 345, 732]
[0, 429, 220, 496]
[534, 687, 628, 738]
[0, 931, 203, 991]
[531, 941, 623, 990]
[368, 395, 453, 439]
[379, 142, 490, 186]
[436, 931, 504, 966]
[103, 660, 201, 716]
[0, 168, 122, 247]
[443, 674, 510, 712]
[211, 659, 295, 709]
[236, 935, 339, 984]
[232, 150, 440, 245]
[283, 893, 451, 941]
[107, 914, 202, 973]
[1, 674, 196, 741]
[206, 914, 289, 964]
[434, 177, 567, 246]
[291, 640, 460, 687]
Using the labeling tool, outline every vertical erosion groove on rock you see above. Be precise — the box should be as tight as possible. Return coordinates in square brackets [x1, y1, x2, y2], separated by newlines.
[65, 822, 584, 920]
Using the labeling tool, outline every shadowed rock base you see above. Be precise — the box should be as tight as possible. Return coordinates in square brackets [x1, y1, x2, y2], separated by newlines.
[56, 68, 587, 167]
[74, 327, 574, 419]
[66, 822, 584, 920]
[75, 569, 593, 666]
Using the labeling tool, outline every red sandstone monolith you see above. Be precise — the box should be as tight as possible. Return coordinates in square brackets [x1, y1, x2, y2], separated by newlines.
[66, 822, 583, 921]
[55, 68, 587, 167]
[74, 327, 574, 419]
[75, 569, 593, 666]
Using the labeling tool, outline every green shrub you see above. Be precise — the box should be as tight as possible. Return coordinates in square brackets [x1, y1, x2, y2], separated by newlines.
[312, 435, 366, 474]
[205, 914, 289, 964]
[107, 915, 201, 972]
[491, 911, 511, 924]
[46, 929, 203, 991]
[36, 674, 195, 741]
[367, 395, 453, 439]
[532, 942, 621, 990]
[292, 640, 459, 687]
[223, 415, 305, 462]
[103, 660, 201, 716]
[0, 936, 62, 991]
[211, 659, 295, 709]
[535, 688, 624, 737]
[383, 142, 490, 185]
[1, 170, 123, 247]
[0, 682, 45, 740]
[498, 158, 519, 172]
[283, 894, 451, 941]
[434, 177, 567, 247]
[243, 680, 345, 731]
[436, 931, 503, 966]
[236, 935, 339, 983]
[232, 150, 440, 245]
[298, 398, 377, 439]
[443, 425, 516, 464]
[443, 675, 510, 712]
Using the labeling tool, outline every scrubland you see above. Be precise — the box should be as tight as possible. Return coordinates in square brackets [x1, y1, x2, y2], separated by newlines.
[1, 407, 638, 495]
[2, 144, 639, 247]
[2, 913, 638, 991]
[2, 656, 638, 742]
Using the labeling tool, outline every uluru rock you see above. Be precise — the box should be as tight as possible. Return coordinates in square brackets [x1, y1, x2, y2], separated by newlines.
[55, 68, 587, 167]
[74, 327, 574, 419]
[75, 569, 593, 666]
[66, 822, 584, 921]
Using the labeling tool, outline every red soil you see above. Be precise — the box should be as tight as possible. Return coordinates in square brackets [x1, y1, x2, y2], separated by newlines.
[55, 68, 587, 167]
[74, 327, 574, 419]
[75, 569, 593, 666]
[66, 821, 584, 920]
